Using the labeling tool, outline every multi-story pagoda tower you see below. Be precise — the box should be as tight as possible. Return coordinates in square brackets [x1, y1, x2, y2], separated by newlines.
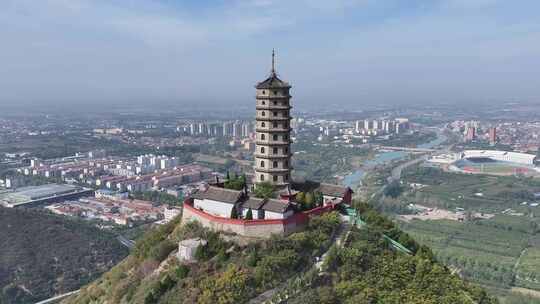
[254, 50, 292, 187]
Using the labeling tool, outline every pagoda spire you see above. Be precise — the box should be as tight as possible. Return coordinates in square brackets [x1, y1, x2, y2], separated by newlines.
[271, 49, 276, 75]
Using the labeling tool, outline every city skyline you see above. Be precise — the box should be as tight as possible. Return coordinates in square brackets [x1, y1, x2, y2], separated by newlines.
[1, 0, 539, 109]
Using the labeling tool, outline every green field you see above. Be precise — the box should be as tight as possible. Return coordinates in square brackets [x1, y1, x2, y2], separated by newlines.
[398, 215, 540, 304]
[403, 166, 540, 214]
[393, 166, 540, 301]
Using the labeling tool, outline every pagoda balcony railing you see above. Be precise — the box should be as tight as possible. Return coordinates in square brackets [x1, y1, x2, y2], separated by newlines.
[255, 128, 292, 133]
[255, 116, 291, 121]
[255, 105, 292, 110]
[255, 140, 292, 145]
[253, 153, 293, 159]
[255, 95, 292, 99]
[255, 167, 291, 173]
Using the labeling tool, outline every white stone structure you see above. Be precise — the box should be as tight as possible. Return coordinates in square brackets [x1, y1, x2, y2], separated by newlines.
[177, 238, 207, 262]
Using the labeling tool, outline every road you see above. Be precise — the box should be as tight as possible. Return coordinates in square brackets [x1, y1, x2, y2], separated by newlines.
[117, 235, 135, 249]
[34, 290, 80, 304]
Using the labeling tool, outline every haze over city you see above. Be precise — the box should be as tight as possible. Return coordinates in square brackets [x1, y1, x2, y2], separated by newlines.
[1, 0, 539, 110]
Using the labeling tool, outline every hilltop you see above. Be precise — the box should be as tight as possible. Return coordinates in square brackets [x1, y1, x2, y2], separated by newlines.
[0, 208, 128, 304]
[62, 203, 496, 304]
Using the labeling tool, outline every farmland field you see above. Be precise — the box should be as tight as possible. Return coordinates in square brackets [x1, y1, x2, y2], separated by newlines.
[393, 165, 540, 302]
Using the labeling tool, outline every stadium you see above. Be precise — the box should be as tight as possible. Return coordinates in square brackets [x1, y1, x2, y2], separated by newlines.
[449, 150, 540, 176]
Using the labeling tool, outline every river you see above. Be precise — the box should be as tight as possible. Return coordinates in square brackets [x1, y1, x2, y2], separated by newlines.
[342, 132, 447, 188]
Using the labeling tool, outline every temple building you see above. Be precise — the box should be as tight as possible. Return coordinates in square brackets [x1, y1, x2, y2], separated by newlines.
[254, 50, 293, 188]
[181, 51, 353, 238]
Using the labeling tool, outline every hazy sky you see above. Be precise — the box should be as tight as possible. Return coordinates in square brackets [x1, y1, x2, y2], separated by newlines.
[1, 0, 539, 109]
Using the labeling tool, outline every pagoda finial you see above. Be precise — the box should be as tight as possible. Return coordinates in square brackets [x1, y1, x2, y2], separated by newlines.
[271, 49, 276, 75]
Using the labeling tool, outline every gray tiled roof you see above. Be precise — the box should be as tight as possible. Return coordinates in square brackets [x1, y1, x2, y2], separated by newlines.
[256, 73, 291, 89]
[191, 186, 243, 204]
[241, 197, 266, 210]
[317, 183, 351, 198]
[262, 198, 292, 213]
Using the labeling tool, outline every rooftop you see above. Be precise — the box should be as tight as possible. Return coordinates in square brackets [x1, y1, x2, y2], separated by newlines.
[191, 186, 244, 204]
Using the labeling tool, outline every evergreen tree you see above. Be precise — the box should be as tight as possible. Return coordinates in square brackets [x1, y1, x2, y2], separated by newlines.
[231, 207, 238, 219]
[305, 192, 315, 210]
[246, 208, 253, 220]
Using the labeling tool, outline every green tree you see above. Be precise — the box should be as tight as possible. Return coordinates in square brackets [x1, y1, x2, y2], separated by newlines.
[296, 192, 305, 204]
[254, 182, 275, 199]
[305, 192, 315, 210]
[245, 208, 253, 220]
[230, 207, 239, 219]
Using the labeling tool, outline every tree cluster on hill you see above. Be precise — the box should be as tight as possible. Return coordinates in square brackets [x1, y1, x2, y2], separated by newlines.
[295, 191, 323, 210]
[253, 182, 275, 199]
[62, 204, 498, 304]
[223, 172, 246, 191]
[0, 207, 128, 304]
[62, 213, 341, 304]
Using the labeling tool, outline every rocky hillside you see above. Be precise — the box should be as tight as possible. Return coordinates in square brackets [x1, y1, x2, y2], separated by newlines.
[62, 205, 497, 304]
[0, 207, 128, 304]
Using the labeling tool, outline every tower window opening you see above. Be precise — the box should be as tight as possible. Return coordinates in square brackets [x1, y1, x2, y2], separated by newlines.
[262, 90, 266, 94]
[261, 122, 265, 127]
[260, 174, 265, 181]
[273, 134, 278, 141]
[273, 175, 278, 182]
[262, 101, 265, 105]
[273, 147, 278, 154]
[261, 147, 265, 153]
[273, 122, 278, 128]
[260, 161, 265, 168]
[273, 101, 277, 105]
[273, 112, 277, 116]
[285, 174, 289, 181]
[273, 90, 277, 95]
[273, 161, 278, 168]
[261, 134, 265, 140]
[261, 111, 266, 116]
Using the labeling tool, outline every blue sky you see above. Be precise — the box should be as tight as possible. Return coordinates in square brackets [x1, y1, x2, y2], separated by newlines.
[1, 0, 539, 109]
